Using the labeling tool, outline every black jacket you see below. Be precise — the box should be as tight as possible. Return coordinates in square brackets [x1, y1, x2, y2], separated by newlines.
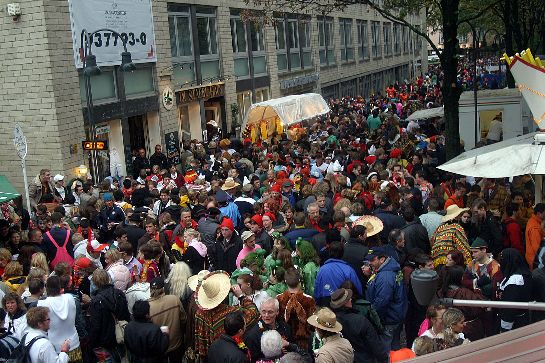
[333, 307, 389, 363]
[150, 152, 168, 170]
[88, 285, 131, 349]
[124, 224, 146, 252]
[342, 238, 369, 288]
[400, 220, 431, 254]
[244, 319, 293, 363]
[133, 156, 150, 178]
[374, 209, 405, 242]
[124, 320, 169, 363]
[212, 234, 243, 274]
[208, 334, 249, 363]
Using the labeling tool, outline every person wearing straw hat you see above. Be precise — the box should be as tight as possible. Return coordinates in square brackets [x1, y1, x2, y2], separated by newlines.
[194, 271, 259, 361]
[307, 307, 354, 363]
[430, 204, 472, 267]
[221, 177, 241, 201]
[329, 288, 388, 363]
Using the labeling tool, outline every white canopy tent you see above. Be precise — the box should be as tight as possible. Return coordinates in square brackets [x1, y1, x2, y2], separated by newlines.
[241, 93, 330, 130]
[438, 132, 545, 202]
[406, 106, 444, 121]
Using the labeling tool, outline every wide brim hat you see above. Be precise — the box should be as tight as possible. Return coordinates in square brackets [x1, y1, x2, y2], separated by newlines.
[442, 205, 469, 223]
[196, 271, 231, 310]
[188, 270, 210, 292]
[353, 215, 384, 237]
[221, 177, 240, 190]
[307, 307, 343, 333]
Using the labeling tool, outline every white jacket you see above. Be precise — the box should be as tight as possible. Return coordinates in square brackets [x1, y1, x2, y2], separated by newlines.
[4, 313, 27, 339]
[37, 295, 80, 352]
[25, 327, 68, 363]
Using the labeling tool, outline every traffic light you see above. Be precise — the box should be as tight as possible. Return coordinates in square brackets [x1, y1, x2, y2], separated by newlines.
[82, 140, 108, 150]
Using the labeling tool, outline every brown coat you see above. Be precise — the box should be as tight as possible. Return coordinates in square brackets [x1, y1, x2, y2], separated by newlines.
[315, 334, 354, 363]
[277, 290, 316, 350]
[149, 293, 187, 352]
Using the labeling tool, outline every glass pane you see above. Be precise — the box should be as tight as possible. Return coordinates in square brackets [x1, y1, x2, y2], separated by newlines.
[172, 63, 195, 86]
[201, 60, 220, 80]
[251, 23, 262, 52]
[277, 54, 288, 70]
[318, 22, 324, 46]
[197, 17, 210, 55]
[276, 22, 286, 50]
[290, 52, 301, 69]
[339, 23, 345, 46]
[236, 20, 247, 52]
[209, 18, 217, 54]
[288, 21, 298, 48]
[234, 57, 249, 77]
[347, 48, 354, 61]
[168, 16, 177, 57]
[358, 46, 364, 60]
[253, 55, 267, 74]
[177, 16, 192, 56]
[327, 49, 335, 64]
[303, 51, 312, 67]
[319, 50, 326, 65]
[79, 71, 116, 102]
[124, 68, 154, 96]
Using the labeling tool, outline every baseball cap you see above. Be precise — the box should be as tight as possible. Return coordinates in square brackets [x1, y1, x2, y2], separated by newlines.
[53, 174, 65, 182]
[364, 246, 389, 261]
[88, 239, 108, 253]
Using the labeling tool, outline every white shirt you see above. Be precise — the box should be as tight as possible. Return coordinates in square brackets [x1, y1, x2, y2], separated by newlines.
[25, 327, 69, 363]
[487, 120, 503, 141]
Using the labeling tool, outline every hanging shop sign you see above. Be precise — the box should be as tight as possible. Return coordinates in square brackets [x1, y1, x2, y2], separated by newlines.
[165, 131, 180, 166]
[280, 73, 319, 90]
[177, 83, 225, 103]
[68, 0, 157, 68]
[162, 87, 174, 110]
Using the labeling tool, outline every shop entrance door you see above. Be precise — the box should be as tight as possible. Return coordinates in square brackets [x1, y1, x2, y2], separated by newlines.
[128, 114, 148, 155]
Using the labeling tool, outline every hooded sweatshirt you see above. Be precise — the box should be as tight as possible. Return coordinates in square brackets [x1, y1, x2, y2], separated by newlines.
[37, 294, 80, 352]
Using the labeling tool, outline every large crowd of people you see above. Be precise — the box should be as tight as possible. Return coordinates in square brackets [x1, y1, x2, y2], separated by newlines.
[0, 69, 543, 363]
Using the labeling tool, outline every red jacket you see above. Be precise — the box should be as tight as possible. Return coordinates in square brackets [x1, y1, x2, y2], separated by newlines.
[503, 216, 523, 255]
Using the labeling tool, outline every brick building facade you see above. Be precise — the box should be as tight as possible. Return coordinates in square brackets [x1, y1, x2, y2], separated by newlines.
[0, 0, 426, 198]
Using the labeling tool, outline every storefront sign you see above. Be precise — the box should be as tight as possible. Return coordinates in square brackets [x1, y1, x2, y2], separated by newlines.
[68, 0, 157, 68]
[177, 83, 225, 103]
[280, 74, 319, 90]
[165, 131, 180, 166]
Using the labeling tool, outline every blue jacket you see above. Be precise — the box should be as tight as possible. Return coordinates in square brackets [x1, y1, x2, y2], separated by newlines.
[366, 257, 408, 325]
[314, 259, 363, 301]
[285, 228, 319, 249]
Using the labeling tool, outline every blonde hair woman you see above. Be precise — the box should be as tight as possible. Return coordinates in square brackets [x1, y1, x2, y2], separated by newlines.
[30, 253, 49, 276]
[165, 261, 192, 302]
[104, 249, 131, 292]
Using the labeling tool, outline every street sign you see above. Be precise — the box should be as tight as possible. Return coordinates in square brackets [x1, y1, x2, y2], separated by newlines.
[12, 123, 31, 213]
[13, 123, 27, 159]
[82, 140, 108, 150]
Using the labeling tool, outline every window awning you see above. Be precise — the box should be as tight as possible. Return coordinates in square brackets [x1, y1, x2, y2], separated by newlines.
[0, 176, 20, 203]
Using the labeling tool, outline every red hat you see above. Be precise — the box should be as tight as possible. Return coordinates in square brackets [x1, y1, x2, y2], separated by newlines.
[220, 217, 235, 232]
[346, 161, 362, 175]
[87, 239, 108, 253]
[251, 214, 263, 228]
[276, 170, 288, 180]
[429, 135, 437, 143]
[365, 155, 377, 165]
[390, 148, 402, 159]
[301, 167, 310, 177]
[270, 184, 281, 193]
[263, 212, 276, 223]
[74, 257, 93, 269]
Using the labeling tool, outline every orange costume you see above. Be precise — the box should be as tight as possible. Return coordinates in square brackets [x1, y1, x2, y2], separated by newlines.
[525, 214, 545, 269]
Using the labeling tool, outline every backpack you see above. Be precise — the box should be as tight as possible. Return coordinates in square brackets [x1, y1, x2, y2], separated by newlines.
[7, 333, 44, 363]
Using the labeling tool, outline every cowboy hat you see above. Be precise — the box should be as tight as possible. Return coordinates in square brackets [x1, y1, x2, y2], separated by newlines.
[353, 215, 384, 237]
[307, 307, 343, 333]
[221, 177, 240, 190]
[330, 288, 353, 309]
[188, 270, 210, 292]
[195, 271, 231, 310]
[441, 204, 469, 223]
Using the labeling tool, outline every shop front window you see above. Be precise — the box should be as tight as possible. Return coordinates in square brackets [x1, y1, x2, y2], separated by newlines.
[168, 5, 196, 86]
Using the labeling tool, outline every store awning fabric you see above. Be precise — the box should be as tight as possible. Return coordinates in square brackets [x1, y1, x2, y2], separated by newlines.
[406, 107, 444, 121]
[0, 176, 20, 203]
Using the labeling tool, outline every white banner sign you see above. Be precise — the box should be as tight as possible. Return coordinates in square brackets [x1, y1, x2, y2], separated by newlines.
[68, 0, 157, 69]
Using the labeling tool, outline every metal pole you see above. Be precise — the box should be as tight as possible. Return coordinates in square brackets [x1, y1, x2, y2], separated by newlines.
[21, 159, 31, 215]
[441, 298, 545, 311]
[472, 26, 479, 146]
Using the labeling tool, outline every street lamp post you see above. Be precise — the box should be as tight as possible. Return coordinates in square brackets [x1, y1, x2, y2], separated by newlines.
[80, 28, 136, 183]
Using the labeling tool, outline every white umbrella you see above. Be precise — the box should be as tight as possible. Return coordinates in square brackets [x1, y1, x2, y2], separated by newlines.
[406, 107, 444, 121]
[437, 132, 545, 178]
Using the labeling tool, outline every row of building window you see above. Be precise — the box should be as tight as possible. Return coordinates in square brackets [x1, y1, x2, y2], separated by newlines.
[167, 5, 423, 87]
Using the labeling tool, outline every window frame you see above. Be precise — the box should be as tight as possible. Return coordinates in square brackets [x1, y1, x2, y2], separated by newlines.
[230, 11, 250, 79]
[383, 22, 392, 57]
[318, 16, 335, 67]
[371, 21, 381, 59]
[357, 19, 369, 61]
[339, 18, 354, 63]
